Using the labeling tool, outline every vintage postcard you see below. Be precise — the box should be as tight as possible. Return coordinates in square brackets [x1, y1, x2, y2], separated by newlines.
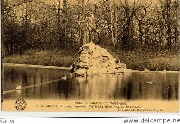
[1, 0, 179, 113]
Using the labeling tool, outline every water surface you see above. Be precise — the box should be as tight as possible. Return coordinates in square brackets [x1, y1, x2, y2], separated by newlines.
[3, 66, 179, 100]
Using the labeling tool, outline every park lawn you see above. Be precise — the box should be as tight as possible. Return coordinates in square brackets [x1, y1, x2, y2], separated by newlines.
[2, 49, 180, 71]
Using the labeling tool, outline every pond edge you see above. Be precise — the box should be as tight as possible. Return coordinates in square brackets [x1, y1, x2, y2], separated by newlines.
[2, 63, 179, 73]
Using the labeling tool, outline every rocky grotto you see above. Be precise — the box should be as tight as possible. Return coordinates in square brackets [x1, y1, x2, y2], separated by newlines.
[71, 42, 128, 77]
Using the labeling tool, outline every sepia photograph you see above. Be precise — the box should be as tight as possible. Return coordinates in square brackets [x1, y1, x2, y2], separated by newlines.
[1, 0, 179, 112]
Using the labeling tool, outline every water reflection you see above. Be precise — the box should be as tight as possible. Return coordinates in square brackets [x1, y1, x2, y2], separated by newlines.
[3, 67, 179, 100]
[74, 74, 118, 99]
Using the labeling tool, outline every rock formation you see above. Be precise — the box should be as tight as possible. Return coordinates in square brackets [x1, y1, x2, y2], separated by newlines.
[72, 42, 127, 76]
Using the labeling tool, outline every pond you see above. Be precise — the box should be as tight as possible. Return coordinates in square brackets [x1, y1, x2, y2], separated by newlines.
[2, 65, 179, 101]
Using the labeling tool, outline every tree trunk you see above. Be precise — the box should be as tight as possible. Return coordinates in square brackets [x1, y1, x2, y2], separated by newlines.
[114, 6, 118, 48]
[82, 0, 86, 45]
[165, 0, 172, 50]
[110, 5, 115, 47]
[2, 0, 6, 57]
[138, 20, 143, 49]
[63, 0, 67, 47]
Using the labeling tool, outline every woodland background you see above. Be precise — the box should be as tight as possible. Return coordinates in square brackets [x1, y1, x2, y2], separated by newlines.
[2, 0, 180, 70]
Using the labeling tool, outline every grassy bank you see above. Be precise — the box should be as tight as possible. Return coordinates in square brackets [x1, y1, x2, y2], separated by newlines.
[2, 49, 78, 67]
[2, 49, 180, 71]
[112, 50, 180, 71]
